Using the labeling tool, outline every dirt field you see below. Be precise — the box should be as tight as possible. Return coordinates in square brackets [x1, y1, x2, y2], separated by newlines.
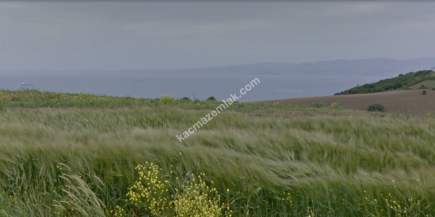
[277, 90, 435, 114]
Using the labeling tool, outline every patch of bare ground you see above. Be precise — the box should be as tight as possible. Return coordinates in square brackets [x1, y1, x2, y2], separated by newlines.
[275, 90, 435, 114]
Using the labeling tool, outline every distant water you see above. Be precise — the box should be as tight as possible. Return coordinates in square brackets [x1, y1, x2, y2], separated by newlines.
[0, 74, 384, 101]
[2, 58, 434, 100]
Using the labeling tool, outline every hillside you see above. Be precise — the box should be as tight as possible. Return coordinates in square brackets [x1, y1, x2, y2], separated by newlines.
[336, 70, 435, 95]
[1, 90, 435, 216]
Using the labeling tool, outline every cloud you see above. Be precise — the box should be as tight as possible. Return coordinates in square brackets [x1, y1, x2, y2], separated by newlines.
[0, 2, 435, 70]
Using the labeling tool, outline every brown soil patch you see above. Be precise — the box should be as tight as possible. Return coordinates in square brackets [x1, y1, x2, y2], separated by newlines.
[275, 90, 435, 114]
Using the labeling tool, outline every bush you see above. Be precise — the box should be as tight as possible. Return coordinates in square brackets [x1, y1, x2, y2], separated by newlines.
[207, 96, 217, 101]
[367, 104, 385, 112]
[174, 174, 225, 217]
[159, 96, 175, 104]
[422, 90, 427, 95]
[127, 163, 172, 216]
[126, 162, 231, 217]
[181, 97, 191, 102]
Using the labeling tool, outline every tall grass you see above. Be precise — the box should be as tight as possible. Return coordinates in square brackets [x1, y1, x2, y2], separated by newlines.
[0, 90, 435, 216]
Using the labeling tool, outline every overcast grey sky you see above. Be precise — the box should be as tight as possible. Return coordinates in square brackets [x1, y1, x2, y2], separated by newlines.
[1, 2, 435, 70]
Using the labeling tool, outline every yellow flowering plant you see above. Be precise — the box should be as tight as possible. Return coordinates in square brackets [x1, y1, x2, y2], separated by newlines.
[125, 162, 232, 217]
[174, 173, 226, 217]
[126, 162, 172, 216]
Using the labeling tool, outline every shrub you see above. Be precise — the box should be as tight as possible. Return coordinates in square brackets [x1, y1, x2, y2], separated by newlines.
[181, 97, 191, 101]
[126, 163, 172, 216]
[174, 174, 225, 217]
[160, 96, 175, 104]
[207, 96, 217, 101]
[422, 90, 427, 95]
[367, 104, 385, 112]
[125, 162, 232, 217]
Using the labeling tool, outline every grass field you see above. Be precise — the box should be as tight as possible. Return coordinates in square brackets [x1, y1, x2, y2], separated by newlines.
[410, 80, 435, 90]
[1, 90, 435, 217]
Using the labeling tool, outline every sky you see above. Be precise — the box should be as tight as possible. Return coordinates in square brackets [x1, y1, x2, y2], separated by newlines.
[1, 1, 435, 71]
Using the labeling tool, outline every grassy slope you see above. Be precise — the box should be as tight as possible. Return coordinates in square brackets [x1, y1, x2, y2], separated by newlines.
[336, 70, 435, 95]
[410, 79, 435, 89]
[1, 90, 435, 216]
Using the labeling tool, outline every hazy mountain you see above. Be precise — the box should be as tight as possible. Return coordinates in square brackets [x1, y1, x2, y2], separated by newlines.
[137, 58, 435, 77]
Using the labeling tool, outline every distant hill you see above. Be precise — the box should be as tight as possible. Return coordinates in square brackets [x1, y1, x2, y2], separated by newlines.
[336, 70, 435, 95]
